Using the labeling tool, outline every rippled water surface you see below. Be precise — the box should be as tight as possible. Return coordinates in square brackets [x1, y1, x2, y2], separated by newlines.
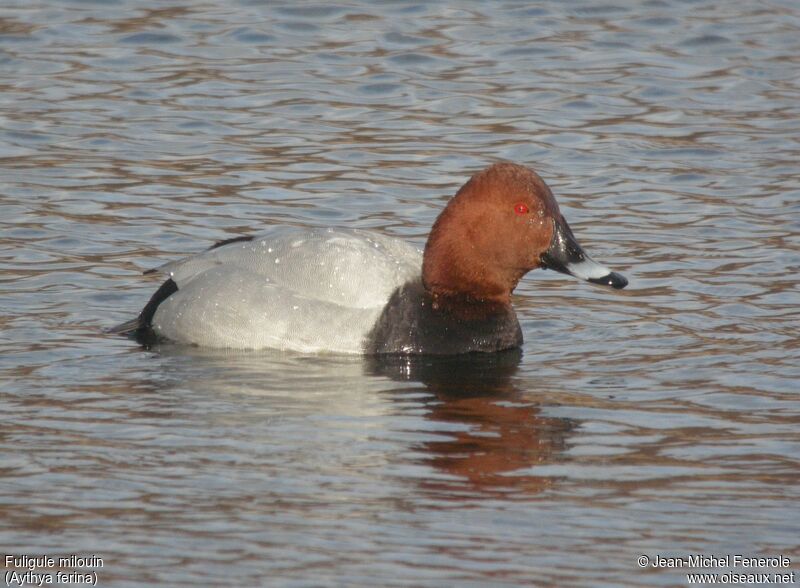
[2, 1, 799, 586]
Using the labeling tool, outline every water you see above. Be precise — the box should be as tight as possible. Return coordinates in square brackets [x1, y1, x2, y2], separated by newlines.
[2, 1, 799, 586]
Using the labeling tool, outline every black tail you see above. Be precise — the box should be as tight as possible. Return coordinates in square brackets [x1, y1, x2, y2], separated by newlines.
[109, 278, 178, 346]
[106, 317, 142, 336]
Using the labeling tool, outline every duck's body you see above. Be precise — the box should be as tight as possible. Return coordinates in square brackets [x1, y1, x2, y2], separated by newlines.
[146, 227, 422, 353]
[113, 163, 627, 354]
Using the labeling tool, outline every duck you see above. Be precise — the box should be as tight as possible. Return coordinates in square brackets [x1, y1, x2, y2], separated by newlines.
[111, 162, 628, 354]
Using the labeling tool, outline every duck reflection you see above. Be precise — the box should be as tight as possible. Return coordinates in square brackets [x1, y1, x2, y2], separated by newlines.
[366, 350, 573, 497]
[148, 345, 574, 498]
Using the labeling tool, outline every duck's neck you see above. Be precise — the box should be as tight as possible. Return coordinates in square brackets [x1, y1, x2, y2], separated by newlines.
[422, 249, 521, 316]
[423, 285, 514, 322]
[421, 207, 523, 310]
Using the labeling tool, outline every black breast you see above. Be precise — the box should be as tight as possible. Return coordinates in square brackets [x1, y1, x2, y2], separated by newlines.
[364, 279, 522, 355]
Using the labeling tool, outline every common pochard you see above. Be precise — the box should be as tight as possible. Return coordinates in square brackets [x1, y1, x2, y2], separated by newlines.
[112, 163, 627, 354]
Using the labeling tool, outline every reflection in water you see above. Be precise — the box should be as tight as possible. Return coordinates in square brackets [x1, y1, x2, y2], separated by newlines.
[150, 346, 572, 499]
[368, 350, 572, 497]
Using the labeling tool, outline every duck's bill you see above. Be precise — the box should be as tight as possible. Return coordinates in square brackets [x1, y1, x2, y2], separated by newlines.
[540, 215, 628, 290]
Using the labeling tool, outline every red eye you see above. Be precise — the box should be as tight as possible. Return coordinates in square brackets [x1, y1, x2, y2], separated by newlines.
[514, 202, 529, 215]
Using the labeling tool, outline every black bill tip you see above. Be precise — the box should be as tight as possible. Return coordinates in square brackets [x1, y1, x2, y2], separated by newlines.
[587, 271, 628, 290]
